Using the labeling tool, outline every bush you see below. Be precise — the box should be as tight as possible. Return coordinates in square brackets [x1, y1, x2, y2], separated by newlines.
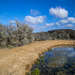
[0, 21, 33, 48]
[31, 68, 40, 75]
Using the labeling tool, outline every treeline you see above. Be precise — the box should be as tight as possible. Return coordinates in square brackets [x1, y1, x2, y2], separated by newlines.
[0, 21, 34, 48]
[33, 29, 75, 41]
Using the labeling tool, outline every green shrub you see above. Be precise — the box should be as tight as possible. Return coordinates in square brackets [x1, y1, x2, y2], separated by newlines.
[31, 68, 40, 75]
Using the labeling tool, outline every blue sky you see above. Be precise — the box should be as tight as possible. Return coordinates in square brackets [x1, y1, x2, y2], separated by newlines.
[0, 0, 75, 32]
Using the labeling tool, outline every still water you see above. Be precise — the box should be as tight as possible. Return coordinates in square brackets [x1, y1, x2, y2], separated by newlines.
[28, 46, 75, 75]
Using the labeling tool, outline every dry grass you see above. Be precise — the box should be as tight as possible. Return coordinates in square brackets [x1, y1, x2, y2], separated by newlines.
[0, 40, 75, 75]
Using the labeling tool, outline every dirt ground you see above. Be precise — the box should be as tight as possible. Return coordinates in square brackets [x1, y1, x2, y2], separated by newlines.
[0, 40, 75, 75]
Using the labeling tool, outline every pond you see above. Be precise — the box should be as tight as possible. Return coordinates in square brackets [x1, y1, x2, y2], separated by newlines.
[28, 46, 75, 75]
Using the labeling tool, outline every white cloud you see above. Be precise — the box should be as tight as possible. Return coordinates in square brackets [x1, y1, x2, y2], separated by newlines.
[59, 17, 75, 24]
[68, 17, 75, 23]
[65, 24, 73, 27]
[45, 23, 54, 27]
[56, 22, 60, 25]
[9, 20, 16, 24]
[55, 17, 75, 26]
[25, 16, 46, 24]
[60, 19, 68, 24]
[44, 17, 75, 29]
[49, 7, 68, 18]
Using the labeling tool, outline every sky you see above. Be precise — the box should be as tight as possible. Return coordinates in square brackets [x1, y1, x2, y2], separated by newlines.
[0, 0, 75, 32]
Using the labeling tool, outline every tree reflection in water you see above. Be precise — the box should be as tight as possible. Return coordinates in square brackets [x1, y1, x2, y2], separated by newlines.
[28, 46, 75, 75]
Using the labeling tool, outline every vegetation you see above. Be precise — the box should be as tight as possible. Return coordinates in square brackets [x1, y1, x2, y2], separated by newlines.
[0, 21, 33, 48]
[33, 29, 75, 41]
[0, 21, 75, 48]
[31, 68, 40, 75]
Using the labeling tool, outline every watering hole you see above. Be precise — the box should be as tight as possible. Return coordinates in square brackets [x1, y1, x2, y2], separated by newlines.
[28, 46, 75, 75]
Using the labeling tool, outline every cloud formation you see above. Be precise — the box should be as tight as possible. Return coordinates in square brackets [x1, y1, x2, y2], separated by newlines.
[68, 17, 75, 23]
[9, 20, 16, 24]
[44, 17, 75, 29]
[45, 23, 54, 27]
[65, 24, 73, 27]
[24, 8, 74, 32]
[59, 17, 75, 24]
[60, 19, 68, 24]
[49, 7, 68, 18]
[25, 16, 46, 24]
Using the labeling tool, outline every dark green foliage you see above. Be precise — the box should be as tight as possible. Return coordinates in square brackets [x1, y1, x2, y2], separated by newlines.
[0, 21, 33, 48]
[31, 68, 40, 75]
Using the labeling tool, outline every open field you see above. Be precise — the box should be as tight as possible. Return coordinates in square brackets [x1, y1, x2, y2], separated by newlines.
[0, 40, 75, 75]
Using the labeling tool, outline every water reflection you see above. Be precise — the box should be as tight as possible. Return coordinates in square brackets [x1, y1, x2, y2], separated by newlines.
[44, 47, 75, 68]
[28, 46, 75, 75]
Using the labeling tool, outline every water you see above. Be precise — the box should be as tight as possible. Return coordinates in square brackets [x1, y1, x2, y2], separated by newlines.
[28, 46, 75, 75]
